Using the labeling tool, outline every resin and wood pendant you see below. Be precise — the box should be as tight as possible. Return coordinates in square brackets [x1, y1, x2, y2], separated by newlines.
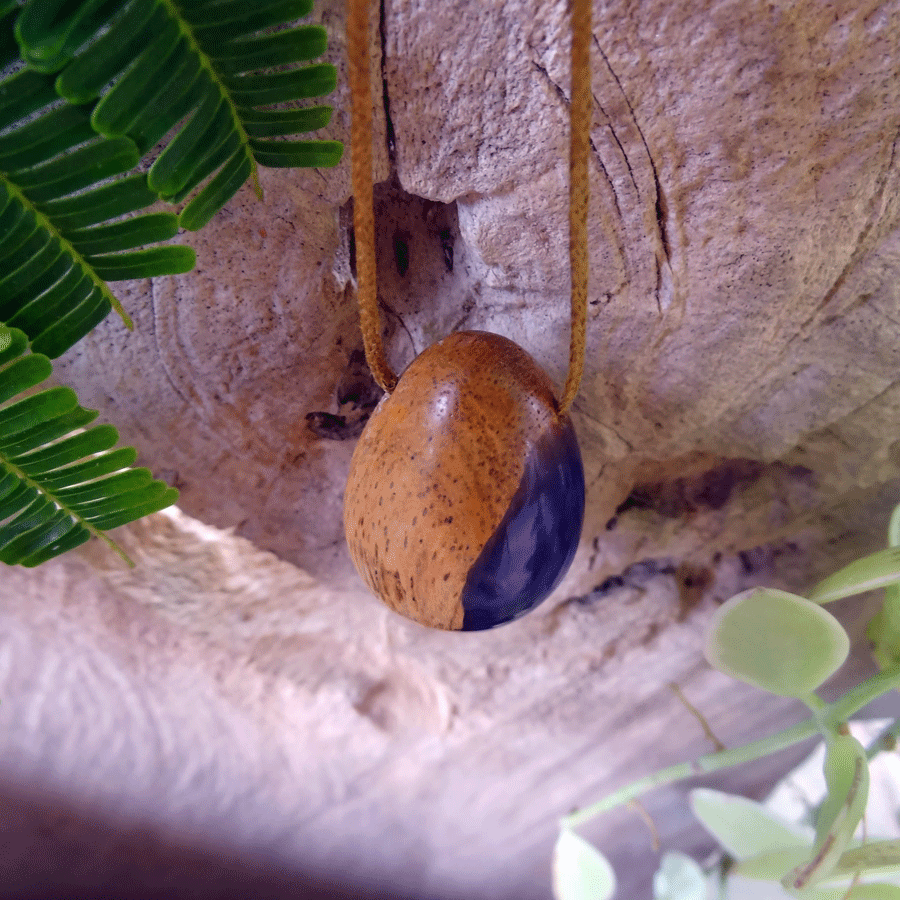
[344, 331, 585, 631]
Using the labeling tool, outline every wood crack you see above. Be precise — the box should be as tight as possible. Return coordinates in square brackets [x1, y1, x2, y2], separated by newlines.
[378, 0, 397, 165]
[529, 58, 624, 223]
[593, 36, 672, 271]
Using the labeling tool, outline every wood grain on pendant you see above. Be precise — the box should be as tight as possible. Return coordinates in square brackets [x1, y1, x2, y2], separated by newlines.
[344, 331, 585, 631]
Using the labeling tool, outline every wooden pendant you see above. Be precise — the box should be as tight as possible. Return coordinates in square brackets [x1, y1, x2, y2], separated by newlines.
[344, 331, 585, 631]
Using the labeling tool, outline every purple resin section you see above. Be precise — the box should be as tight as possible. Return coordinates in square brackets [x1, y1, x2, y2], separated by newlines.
[460, 418, 585, 631]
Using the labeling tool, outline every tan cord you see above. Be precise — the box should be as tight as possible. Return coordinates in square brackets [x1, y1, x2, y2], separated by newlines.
[348, 0, 588, 404]
[347, 0, 398, 393]
[559, 0, 592, 416]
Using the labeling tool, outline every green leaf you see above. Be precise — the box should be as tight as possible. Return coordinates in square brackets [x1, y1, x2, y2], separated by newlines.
[0, 386, 81, 440]
[85, 488, 179, 530]
[12, 136, 138, 203]
[0, 45, 196, 352]
[0, 356, 53, 403]
[0, 327, 178, 567]
[188, 0, 314, 41]
[866, 504, 900, 669]
[810, 547, 900, 603]
[0, 103, 96, 170]
[889, 502, 900, 548]
[689, 788, 812, 861]
[36, 174, 158, 230]
[239, 105, 333, 138]
[8, 267, 93, 336]
[782, 733, 870, 891]
[0, 355, 53, 403]
[66, 213, 180, 255]
[830, 839, 900, 880]
[207, 25, 328, 75]
[0, 69, 58, 132]
[224, 64, 337, 105]
[552, 830, 615, 900]
[14, 0, 125, 73]
[0, 5, 20, 68]
[21, 523, 90, 566]
[55, 468, 153, 503]
[185, 0, 313, 16]
[0, 406, 98, 457]
[248, 138, 343, 168]
[90, 26, 188, 137]
[0, 326, 26, 364]
[867, 597, 900, 670]
[129, 68, 203, 156]
[652, 853, 706, 900]
[38, 446, 137, 491]
[85, 245, 196, 280]
[54, 2, 162, 103]
[29, 0, 341, 225]
[179, 151, 251, 231]
[789, 885, 900, 900]
[30, 289, 111, 358]
[733, 847, 811, 880]
[146, 90, 227, 196]
[815, 734, 869, 847]
[9, 423, 119, 474]
[704, 588, 850, 697]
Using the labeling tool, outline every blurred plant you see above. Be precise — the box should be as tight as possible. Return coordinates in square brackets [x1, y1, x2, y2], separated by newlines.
[552, 503, 900, 900]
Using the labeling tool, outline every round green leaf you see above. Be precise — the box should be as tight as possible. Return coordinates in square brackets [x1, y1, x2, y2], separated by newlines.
[704, 588, 850, 697]
[552, 829, 615, 900]
[690, 788, 811, 861]
[652, 852, 706, 900]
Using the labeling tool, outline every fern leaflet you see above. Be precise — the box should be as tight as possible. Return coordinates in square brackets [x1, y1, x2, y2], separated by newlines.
[16, 0, 344, 230]
[0, 324, 178, 566]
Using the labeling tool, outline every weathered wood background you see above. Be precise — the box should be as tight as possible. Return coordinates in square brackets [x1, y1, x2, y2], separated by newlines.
[2, 1, 900, 897]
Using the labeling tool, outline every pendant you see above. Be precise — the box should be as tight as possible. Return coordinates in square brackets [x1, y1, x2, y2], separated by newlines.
[344, 331, 585, 631]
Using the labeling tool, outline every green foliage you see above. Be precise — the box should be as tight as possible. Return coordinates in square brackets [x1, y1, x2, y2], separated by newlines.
[866, 506, 900, 669]
[0, 0, 342, 565]
[651, 853, 705, 900]
[557, 502, 900, 899]
[810, 547, 900, 604]
[703, 587, 850, 698]
[782, 733, 870, 890]
[551, 829, 615, 900]
[0, 324, 177, 565]
[12, 0, 342, 233]
[690, 788, 811, 861]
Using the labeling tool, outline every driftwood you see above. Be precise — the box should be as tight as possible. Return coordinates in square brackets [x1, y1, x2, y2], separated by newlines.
[2, 1, 900, 897]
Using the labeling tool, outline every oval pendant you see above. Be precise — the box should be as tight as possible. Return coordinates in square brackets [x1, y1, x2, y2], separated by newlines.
[344, 331, 585, 631]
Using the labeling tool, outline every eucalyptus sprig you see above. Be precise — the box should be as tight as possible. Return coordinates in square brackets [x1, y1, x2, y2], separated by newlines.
[553, 503, 900, 900]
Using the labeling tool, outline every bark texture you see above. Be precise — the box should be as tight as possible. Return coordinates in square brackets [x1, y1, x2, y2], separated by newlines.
[3, 1, 900, 898]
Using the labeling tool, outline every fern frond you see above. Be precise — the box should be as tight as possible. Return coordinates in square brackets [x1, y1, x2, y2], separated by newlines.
[16, 0, 344, 231]
[0, 10, 196, 355]
[0, 324, 178, 567]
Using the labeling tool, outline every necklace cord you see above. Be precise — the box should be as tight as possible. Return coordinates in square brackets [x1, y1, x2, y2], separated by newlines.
[347, 0, 590, 408]
[559, 0, 591, 416]
[347, 0, 398, 393]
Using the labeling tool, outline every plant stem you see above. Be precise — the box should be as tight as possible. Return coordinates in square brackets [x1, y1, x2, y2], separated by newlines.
[562, 666, 900, 830]
[800, 692, 832, 737]
[865, 718, 900, 759]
